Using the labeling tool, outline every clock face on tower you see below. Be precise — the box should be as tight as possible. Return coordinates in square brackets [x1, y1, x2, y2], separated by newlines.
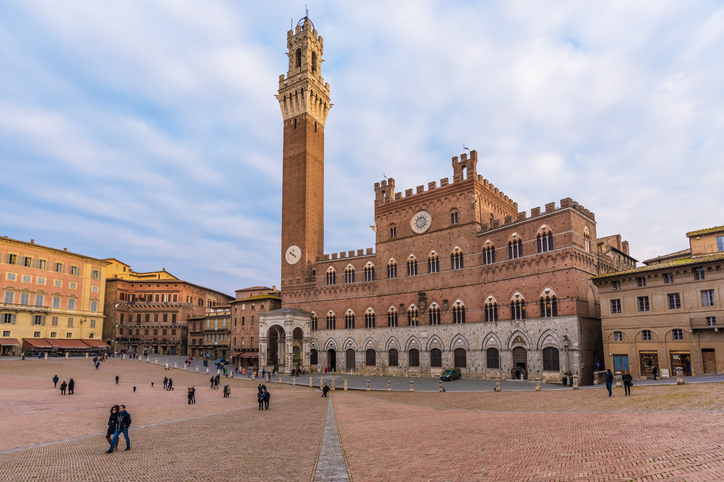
[285, 245, 302, 265]
[410, 210, 432, 234]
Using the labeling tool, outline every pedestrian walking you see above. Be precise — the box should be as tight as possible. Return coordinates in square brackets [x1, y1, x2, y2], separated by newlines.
[167, 378, 174, 391]
[605, 369, 614, 397]
[264, 388, 270, 409]
[53, 375, 59, 387]
[60, 380, 67, 395]
[95, 362, 100, 370]
[622, 370, 633, 396]
[258, 389, 265, 410]
[322, 384, 330, 398]
[210, 376, 214, 389]
[105, 405, 119, 447]
[133, 386, 136, 393]
[68, 378, 75, 395]
[115, 375, 120, 385]
[107, 405, 131, 453]
[151, 381, 154, 388]
[223, 384, 230, 398]
[163, 376, 168, 389]
[652, 365, 659, 381]
[191, 386, 196, 404]
[188, 387, 194, 404]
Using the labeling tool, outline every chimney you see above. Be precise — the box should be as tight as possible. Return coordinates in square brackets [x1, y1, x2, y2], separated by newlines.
[63, 248, 67, 251]
[30, 239, 34, 244]
[622, 240, 630, 255]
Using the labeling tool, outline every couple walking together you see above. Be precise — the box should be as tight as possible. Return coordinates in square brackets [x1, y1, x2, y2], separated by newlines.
[105, 405, 132, 453]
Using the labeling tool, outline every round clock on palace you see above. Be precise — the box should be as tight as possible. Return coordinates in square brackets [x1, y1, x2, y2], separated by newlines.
[285, 245, 302, 265]
[410, 210, 432, 234]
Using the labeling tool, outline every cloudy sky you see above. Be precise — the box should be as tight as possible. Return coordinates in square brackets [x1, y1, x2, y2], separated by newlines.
[1, 1, 723, 294]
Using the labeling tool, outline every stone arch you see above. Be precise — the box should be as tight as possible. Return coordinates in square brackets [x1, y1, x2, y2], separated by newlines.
[385, 336, 401, 352]
[362, 337, 377, 350]
[426, 334, 444, 351]
[507, 330, 531, 350]
[263, 322, 286, 338]
[310, 339, 319, 350]
[482, 332, 502, 349]
[450, 333, 470, 351]
[343, 337, 357, 351]
[405, 335, 422, 352]
[538, 287, 557, 299]
[537, 329, 561, 349]
[324, 338, 338, 351]
[608, 330, 631, 343]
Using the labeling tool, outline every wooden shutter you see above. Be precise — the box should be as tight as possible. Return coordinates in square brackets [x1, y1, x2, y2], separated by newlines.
[11, 314, 16, 324]
[41, 316, 46, 326]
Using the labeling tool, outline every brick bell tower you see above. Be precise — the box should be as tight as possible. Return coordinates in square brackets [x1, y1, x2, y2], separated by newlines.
[277, 16, 331, 285]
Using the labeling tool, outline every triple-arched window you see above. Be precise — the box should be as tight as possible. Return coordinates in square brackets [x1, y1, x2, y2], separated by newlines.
[364, 311, 375, 328]
[483, 243, 496, 265]
[511, 298, 526, 320]
[484, 300, 498, 322]
[428, 251, 440, 273]
[451, 247, 464, 270]
[326, 268, 336, 286]
[364, 263, 375, 282]
[345, 265, 355, 284]
[387, 307, 398, 327]
[452, 302, 466, 324]
[537, 229, 554, 253]
[540, 295, 558, 318]
[407, 256, 418, 276]
[311, 313, 318, 331]
[408, 306, 419, 326]
[344, 311, 355, 329]
[387, 259, 397, 279]
[429, 303, 440, 325]
[509, 237, 523, 259]
[326, 312, 336, 330]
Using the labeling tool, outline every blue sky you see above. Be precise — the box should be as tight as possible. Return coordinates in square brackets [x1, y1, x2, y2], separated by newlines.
[1, 1, 723, 295]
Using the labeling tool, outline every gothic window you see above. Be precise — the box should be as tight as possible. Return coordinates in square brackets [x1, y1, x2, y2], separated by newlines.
[408, 348, 420, 367]
[542, 347, 560, 371]
[407, 256, 418, 276]
[408, 306, 419, 326]
[450, 211, 459, 225]
[326, 268, 336, 286]
[451, 248, 464, 270]
[311, 51, 317, 72]
[364, 263, 375, 282]
[540, 295, 558, 318]
[489, 213, 494, 227]
[365, 349, 376, 366]
[484, 301, 498, 322]
[310, 349, 318, 365]
[428, 252, 439, 273]
[486, 348, 500, 368]
[345, 265, 355, 284]
[295, 48, 301, 68]
[387, 308, 398, 328]
[452, 303, 466, 324]
[345, 311, 355, 329]
[511, 298, 526, 320]
[326, 312, 336, 330]
[483, 243, 496, 265]
[388, 259, 397, 279]
[390, 225, 397, 239]
[311, 313, 318, 331]
[508, 237, 523, 259]
[389, 348, 398, 366]
[537, 228, 554, 253]
[429, 304, 440, 325]
[430, 348, 442, 367]
[365, 311, 375, 328]
[454, 348, 467, 368]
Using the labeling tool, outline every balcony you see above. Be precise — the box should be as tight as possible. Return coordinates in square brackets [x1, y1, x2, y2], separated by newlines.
[0, 302, 52, 313]
[690, 311, 723, 331]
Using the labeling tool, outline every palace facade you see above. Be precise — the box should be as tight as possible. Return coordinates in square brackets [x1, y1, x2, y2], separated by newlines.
[260, 17, 635, 384]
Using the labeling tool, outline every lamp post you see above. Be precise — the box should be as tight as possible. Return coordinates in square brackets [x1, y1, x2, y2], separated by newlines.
[563, 335, 571, 385]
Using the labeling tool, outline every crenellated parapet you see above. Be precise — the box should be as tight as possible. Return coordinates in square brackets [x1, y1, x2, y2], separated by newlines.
[276, 17, 331, 125]
[479, 197, 596, 232]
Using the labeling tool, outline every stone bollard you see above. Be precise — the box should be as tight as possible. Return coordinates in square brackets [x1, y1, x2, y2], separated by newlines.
[344, 379, 348, 391]
[265, 373, 269, 381]
[495, 378, 501, 392]
[331, 379, 336, 391]
[278, 375, 282, 383]
[439, 380, 444, 392]
[146, 357, 150, 363]
[387, 381, 391, 391]
[676, 367, 685, 385]
[535, 377, 541, 391]
[155, 359, 158, 365]
[366, 380, 370, 391]
[572, 375, 579, 390]
[174, 362, 177, 369]
[195, 366, 199, 373]
[292, 377, 296, 386]
[409, 380, 414, 392]
[122, 354, 125, 360]
[206, 367, 209, 374]
[320, 377, 324, 389]
[65, 352, 68, 359]
[183, 364, 187, 371]
[309, 377, 313, 388]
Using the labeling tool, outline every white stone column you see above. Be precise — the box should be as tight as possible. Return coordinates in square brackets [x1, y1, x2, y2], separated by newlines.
[284, 335, 293, 374]
[258, 337, 268, 368]
[303, 337, 311, 371]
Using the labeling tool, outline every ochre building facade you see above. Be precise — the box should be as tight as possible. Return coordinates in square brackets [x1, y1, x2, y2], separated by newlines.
[261, 18, 635, 384]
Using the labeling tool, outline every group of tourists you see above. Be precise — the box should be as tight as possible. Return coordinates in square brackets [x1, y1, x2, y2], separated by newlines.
[54, 375, 75, 395]
[210, 374, 221, 389]
[187, 386, 196, 404]
[163, 377, 174, 390]
[257, 384, 270, 409]
[105, 405, 132, 453]
[604, 369, 634, 397]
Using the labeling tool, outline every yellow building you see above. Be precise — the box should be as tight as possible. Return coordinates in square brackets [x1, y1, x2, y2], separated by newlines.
[0, 236, 110, 355]
[103, 258, 179, 281]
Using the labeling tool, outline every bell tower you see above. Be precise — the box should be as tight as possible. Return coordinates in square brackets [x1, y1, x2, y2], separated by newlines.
[277, 16, 331, 285]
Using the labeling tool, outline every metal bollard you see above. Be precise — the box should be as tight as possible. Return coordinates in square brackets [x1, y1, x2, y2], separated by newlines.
[366, 380, 370, 391]
[572, 375, 579, 390]
[676, 367, 685, 385]
[495, 378, 501, 392]
[387, 381, 391, 391]
[344, 379, 348, 391]
[535, 377, 541, 391]
[292, 377, 296, 386]
[331, 379, 335, 391]
[410, 380, 414, 392]
[309, 377, 313, 388]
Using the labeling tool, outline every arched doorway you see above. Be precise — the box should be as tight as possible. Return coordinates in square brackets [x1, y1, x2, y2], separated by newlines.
[346, 349, 355, 371]
[267, 325, 286, 367]
[293, 327, 304, 369]
[293, 346, 301, 366]
[512, 346, 527, 379]
[327, 349, 337, 371]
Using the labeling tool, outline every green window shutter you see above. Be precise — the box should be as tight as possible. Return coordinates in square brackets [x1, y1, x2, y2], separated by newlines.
[11, 314, 16, 324]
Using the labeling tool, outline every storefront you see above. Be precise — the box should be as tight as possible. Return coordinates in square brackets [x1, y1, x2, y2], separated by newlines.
[0, 338, 21, 356]
[670, 351, 692, 376]
[639, 351, 659, 377]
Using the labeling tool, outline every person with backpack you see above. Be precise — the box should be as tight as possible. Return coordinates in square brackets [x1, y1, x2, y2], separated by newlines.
[52, 375, 59, 387]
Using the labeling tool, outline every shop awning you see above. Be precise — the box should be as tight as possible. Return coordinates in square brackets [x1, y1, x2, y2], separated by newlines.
[51, 339, 91, 350]
[240, 352, 259, 358]
[0, 338, 20, 346]
[23, 338, 55, 350]
[81, 339, 110, 349]
[231, 352, 243, 357]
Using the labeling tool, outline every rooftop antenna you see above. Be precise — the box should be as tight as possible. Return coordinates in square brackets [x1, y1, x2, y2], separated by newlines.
[306, 4, 309, 18]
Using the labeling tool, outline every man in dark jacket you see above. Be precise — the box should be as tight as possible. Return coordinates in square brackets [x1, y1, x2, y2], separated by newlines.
[605, 369, 614, 397]
[622, 370, 633, 396]
[68, 379, 75, 395]
[60, 381, 67, 395]
[107, 405, 132, 453]
[263, 388, 270, 409]
[322, 384, 330, 398]
[210, 376, 215, 389]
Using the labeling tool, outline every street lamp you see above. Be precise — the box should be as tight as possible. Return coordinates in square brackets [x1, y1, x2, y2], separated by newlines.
[563, 335, 571, 385]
